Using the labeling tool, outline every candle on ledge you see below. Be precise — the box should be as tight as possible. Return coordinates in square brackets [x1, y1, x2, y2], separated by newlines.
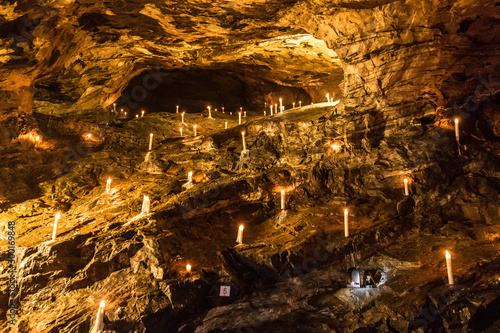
[454, 118, 460, 143]
[141, 110, 145, 117]
[106, 178, 111, 192]
[244, 111, 246, 117]
[136, 115, 139, 118]
[239, 112, 242, 125]
[299, 101, 302, 107]
[275, 103, 278, 113]
[279, 98, 282, 111]
[188, 171, 193, 182]
[225, 121, 228, 129]
[208, 106, 212, 118]
[280, 190, 285, 210]
[91, 300, 105, 333]
[193, 125, 197, 136]
[142, 195, 150, 215]
[222, 107, 225, 113]
[176, 105, 179, 113]
[344, 209, 349, 237]
[293, 102, 295, 108]
[240, 107, 243, 112]
[52, 212, 61, 241]
[124, 112, 127, 117]
[149, 133, 153, 151]
[242, 131, 246, 151]
[181, 112, 185, 124]
[445, 251, 454, 285]
[404, 178, 409, 196]
[113, 103, 116, 112]
[186, 264, 192, 273]
[270, 105, 273, 116]
[236, 225, 244, 244]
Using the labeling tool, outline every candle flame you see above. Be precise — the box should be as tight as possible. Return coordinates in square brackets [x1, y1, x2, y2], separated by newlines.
[100, 300, 105, 308]
[239, 225, 244, 231]
[404, 178, 408, 183]
[446, 251, 451, 258]
[344, 208, 348, 214]
[150, 133, 153, 137]
[107, 178, 111, 184]
[242, 131, 245, 135]
[86, 134, 92, 139]
[55, 212, 61, 219]
[281, 190, 285, 195]
[454, 118, 459, 124]
[35, 136, 40, 141]
[186, 264, 192, 272]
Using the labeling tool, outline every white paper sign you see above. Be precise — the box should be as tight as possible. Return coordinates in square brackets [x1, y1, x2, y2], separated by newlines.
[220, 285, 231, 297]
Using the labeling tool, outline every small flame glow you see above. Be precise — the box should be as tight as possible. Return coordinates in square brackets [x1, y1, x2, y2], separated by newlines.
[100, 300, 105, 308]
[446, 251, 451, 258]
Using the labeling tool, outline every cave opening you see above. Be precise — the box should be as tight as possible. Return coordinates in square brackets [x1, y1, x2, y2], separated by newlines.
[115, 68, 313, 116]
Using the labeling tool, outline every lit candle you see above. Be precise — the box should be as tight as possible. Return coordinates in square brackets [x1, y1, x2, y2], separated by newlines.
[225, 121, 228, 129]
[208, 106, 212, 118]
[264, 111, 266, 117]
[280, 190, 285, 210]
[454, 118, 459, 142]
[149, 133, 153, 151]
[193, 125, 197, 136]
[236, 225, 244, 244]
[124, 112, 127, 116]
[188, 171, 193, 182]
[222, 107, 225, 113]
[404, 178, 409, 196]
[186, 264, 192, 273]
[86, 133, 92, 139]
[244, 111, 246, 117]
[326, 93, 330, 102]
[52, 212, 60, 241]
[240, 107, 243, 112]
[279, 98, 282, 111]
[241, 131, 246, 151]
[230, 112, 232, 115]
[275, 103, 277, 113]
[180, 128, 183, 136]
[136, 115, 139, 118]
[176, 105, 179, 113]
[270, 105, 273, 116]
[239, 112, 242, 125]
[91, 301, 105, 333]
[445, 251, 454, 285]
[299, 101, 302, 107]
[293, 102, 295, 108]
[142, 195, 150, 214]
[344, 209, 349, 237]
[106, 178, 111, 192]
[182, 112, 185, 124]
[141, 110, 145, 117]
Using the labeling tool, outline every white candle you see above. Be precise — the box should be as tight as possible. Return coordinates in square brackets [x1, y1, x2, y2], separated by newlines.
[136, 115, 139, 118]
[326, 93, 329, 102]
[176, 105, 179, 113]
[344, 209, 349, 237]
[404, 178, 409, 196]
[188, 171, 193, 182]
[230, 112, 232, 115]
[244, 111, 246, 117]
[222, 107, 225, 113]
[275, 103, 277, 113]
[142, 195, 150, 214]
[193, 125, 197, 136]
[299, 101, 302, 107]
[52, 212, 60, 241]
[141, 110, 145, 117]
[445, 251, 454, 285]
[106, 178, 111, 192]
[241, 131, 246, 151]
[279, 98, 282, 111]
[239, 112, 242, 125]
[208, 106, 212, 118]
[240, 107, 243, 112]
[236, 225, 244, 244]
[149, 133, 153, 150]
[293, 102, 295, 108]
[264, 111, 266, 117]
[186, 264, 192, 273]
[91, 301, 105, 333]
[113, 103, 116, 112]
[280, 190, 285, 210]
[180, 128, 183, 136]
[182, 112, 185, 124]
[225, 121, 228, 129]
[454, 118, 460, 142]
[270, 105, 273, 116]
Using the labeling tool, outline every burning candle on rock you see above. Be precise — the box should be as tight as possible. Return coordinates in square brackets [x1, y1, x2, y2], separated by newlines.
[91, 300, 105, 333]
[193, 125, 197, 136]
[188, 171, 193, 182]
[280, 190, 285, 210]
[180, 128, 183, 136]
[182, 112, 185, 124]
[176, 105, 179, 113]
[270, 105, 273, 116]
[149, 133, 153, 151]
[141, 110, 145, 117]
[225, 121, 228, 129]
[293, 102, 295, 108]
[445, 251, 454, 285]
[52, 212, 61, 241]
[404, 178, 409, 196]
[299, 101, 302, 107]
[344, 209, 349, 237]
[106, 178, 111, 192]
[241, 131, 247, 151]
[186, 264, 192, 274]
[208, 106, 212, 118]
[279, 98, 282, 111]
[239, 112, 242, 125]
[454, 118, 460, 143]
[236, 225, 244, 244]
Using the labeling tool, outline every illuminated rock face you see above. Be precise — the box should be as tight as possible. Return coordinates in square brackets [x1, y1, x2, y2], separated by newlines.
[1, 1, 500, 333]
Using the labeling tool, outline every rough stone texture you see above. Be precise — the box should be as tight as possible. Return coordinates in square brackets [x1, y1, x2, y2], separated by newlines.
[0, 0, 500, 332]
